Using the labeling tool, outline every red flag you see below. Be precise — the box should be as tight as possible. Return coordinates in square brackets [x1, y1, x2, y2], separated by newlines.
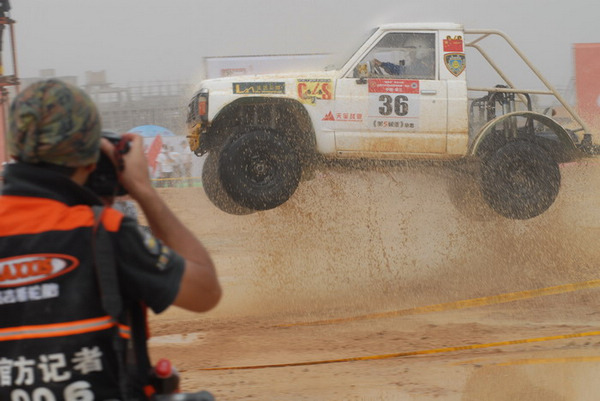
[574, 43, 600, 129]
[146, 135, 163, 173]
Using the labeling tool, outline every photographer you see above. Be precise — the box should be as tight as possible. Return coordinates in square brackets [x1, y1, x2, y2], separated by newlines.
[0, 79, 221, 400]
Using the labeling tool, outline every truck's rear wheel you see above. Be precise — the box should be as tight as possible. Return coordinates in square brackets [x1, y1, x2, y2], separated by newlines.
[480, 140, 560, 220]
[446, 163, 498, 222]
[202, 151, 255, 215]
[219, 130, 301, 211]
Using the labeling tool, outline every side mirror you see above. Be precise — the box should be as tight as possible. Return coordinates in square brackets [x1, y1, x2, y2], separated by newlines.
[354, 63, 369, 84]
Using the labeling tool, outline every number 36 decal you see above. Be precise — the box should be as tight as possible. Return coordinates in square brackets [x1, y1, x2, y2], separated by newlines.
[378, 95, 409, 116]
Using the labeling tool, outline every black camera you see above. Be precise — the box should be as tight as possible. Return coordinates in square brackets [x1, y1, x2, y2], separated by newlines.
[86, 130, 130, 196]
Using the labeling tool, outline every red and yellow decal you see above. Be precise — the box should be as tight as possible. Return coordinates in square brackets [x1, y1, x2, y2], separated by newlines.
[368, 79, 419, 94]
[0, 254, 79, 288]
[443, 35, 464, 52]
[297, 79, 334, 104]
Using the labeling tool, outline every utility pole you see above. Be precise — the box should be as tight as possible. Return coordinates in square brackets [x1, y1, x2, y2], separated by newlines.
[0, 0, 19, 168]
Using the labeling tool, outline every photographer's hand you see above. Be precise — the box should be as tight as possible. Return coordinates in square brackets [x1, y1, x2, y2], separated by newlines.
[100, 134, 221, 312]
[111, 134, 154, 197]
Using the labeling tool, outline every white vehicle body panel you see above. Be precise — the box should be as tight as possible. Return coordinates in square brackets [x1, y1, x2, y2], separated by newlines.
[187, 22, 594, 219]
[192, 22, 585, 161]
[204, 54, 331, 79]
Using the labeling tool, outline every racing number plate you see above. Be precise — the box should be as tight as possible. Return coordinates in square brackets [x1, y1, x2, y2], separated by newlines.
[368, 79, 420, 131]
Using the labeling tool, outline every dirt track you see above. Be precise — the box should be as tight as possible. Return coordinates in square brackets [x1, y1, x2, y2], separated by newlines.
[146, 161, 600, 400]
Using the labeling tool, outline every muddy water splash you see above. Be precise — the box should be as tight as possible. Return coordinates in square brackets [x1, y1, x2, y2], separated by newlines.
[221, 161, 600, 318]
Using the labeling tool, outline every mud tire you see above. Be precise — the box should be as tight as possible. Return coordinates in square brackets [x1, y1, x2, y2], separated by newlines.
[202, 151, 255, 215]
[480, 140, 560, 220]
[220, 130, 301, 211]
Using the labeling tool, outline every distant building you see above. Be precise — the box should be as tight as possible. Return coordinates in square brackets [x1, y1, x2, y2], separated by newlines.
[19, 69, 78, 89]
[20, 69, 195, 135]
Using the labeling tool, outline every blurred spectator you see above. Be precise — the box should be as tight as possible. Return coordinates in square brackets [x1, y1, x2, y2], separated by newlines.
[180, 140, 194, 187]
[169, 146, 182, 179]
[156, 145, 175, 187]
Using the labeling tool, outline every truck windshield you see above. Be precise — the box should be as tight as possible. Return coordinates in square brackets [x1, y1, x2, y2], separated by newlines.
[324, 27, 378, 71]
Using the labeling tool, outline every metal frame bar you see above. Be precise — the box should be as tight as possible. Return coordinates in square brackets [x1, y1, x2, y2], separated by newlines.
[464, 29, 590, 134]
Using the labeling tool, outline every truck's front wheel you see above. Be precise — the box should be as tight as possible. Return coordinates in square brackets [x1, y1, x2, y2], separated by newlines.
[480, 140, 560, 220]
[220, 130, 302, 211]
[202, 151, 255, 215]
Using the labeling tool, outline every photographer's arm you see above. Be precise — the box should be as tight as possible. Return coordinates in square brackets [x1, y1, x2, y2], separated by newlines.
[100, 135, 221, 313]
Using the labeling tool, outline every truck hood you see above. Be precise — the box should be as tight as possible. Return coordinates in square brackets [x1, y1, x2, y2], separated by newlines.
[197, 70, 338, 90]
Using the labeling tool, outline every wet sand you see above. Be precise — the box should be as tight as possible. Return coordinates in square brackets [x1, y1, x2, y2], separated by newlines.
[147, 160, 600, 400]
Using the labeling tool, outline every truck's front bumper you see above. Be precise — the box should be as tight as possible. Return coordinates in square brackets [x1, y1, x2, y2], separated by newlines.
[186, 122, 210, 156]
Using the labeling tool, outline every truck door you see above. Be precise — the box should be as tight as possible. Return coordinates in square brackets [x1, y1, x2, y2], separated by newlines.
[333, 31, 448, 156]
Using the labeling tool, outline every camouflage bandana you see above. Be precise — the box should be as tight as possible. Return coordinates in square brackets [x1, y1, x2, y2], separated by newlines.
[8, 79, 101, 167]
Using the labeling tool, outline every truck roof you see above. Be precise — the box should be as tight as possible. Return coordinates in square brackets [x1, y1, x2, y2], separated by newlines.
[377, 22, 463, 31]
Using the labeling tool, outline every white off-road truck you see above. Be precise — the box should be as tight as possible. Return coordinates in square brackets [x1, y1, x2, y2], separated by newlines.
[186, 23, 598, 219]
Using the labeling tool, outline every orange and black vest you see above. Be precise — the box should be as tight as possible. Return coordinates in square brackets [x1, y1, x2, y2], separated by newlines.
[0, 164, 136, 401]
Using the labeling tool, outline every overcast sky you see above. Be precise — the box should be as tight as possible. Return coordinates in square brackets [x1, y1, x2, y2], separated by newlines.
[10, 0, 600, 94]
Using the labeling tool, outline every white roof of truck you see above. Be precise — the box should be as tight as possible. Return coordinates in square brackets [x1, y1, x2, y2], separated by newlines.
[377, 22, 463, 31]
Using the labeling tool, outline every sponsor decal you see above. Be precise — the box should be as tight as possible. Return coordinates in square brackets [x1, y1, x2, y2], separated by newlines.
[232, 82, 285, 95]
[444, 53, 466, 76]
[368, 79, 419, 94]
[443, 35, 464, 52]
[322, 111, 363, 122]
[221, 68, 247, 77]
[0, 254, 78, 288]
[323, 111, 335, 121]
[297, 79, 334, 104]
[368, 79, 419, 130]
[372, 120, 415, 129]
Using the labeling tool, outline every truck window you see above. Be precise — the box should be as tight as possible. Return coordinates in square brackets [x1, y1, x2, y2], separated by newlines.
[354, 32, 436, 80]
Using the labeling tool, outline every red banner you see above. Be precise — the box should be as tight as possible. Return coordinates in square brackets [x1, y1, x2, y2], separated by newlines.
[146, 135, 163, 173]
[574, 43, 600, 129]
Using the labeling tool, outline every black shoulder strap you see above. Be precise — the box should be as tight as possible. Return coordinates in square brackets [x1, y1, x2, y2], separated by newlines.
[92, 206, 154, 400]
[92, 205, 130, 400]
[92, 206, 123, 318]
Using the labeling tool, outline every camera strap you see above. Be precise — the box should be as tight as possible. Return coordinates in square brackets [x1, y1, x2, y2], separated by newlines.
[92, 206, 129, 400]
[92, 206, 153, 401]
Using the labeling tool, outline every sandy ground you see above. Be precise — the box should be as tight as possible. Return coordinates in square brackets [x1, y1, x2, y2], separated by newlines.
[144, 160, 600, 400]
